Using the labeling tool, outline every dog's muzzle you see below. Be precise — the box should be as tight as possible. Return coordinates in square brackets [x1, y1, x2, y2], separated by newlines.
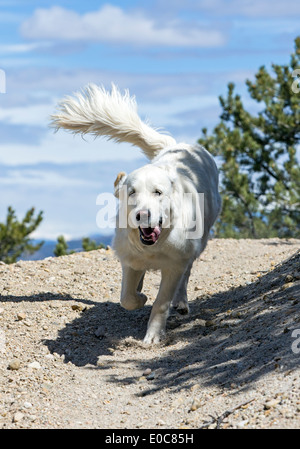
[136, 210, 162, 245]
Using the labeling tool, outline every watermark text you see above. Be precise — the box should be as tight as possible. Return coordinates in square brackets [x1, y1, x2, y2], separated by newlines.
[291, 69, 300, 93]
[0, 69, 6, 93]
[96, 188, 205, 239]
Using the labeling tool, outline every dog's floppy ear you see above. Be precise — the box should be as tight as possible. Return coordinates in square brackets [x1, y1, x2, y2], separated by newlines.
[114, 171, 127, 198]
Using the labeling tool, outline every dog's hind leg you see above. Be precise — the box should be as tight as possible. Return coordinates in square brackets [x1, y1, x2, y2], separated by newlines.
[120, 266, 147, 311]
[171, 262, 193, 315]
[137, 272, 145, 293]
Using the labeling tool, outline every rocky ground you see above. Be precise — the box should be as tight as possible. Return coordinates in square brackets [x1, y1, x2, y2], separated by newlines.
[0, 238, 299, 429]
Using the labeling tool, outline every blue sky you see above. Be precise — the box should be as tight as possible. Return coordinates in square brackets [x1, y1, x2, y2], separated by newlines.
[0, 0, 299, 240]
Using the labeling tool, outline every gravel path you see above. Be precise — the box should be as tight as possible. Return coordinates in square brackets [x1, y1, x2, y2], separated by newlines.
[0, 238, 299, 429]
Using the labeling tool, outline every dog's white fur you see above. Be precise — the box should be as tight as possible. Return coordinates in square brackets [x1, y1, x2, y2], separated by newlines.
[51, 83, 221, 344]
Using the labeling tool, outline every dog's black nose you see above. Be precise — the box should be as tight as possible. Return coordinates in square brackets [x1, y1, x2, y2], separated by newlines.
[136, 209, 151, 225]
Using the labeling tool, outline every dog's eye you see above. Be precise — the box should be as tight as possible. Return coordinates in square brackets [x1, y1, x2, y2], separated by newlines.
[128, 189, 135, 196]
[154, 189, 162, 196]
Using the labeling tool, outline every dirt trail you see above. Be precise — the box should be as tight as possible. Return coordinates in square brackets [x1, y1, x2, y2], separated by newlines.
[0, 238, 299, 429]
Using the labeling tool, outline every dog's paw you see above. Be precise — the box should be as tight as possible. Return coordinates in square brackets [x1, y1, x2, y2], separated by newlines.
[143, 328, 164, 345]
[173, 301, 189, 315]
[121, 292, 147, 311]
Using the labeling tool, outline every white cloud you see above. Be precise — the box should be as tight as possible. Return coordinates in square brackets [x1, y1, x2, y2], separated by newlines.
[0, 42, 51, 54]
[20, 4, 226, 48]
[0, 129, 145, 165]
[0, 103, 53, 126]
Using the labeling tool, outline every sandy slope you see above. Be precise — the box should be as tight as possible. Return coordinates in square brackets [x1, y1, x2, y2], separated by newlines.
[0, 238, 299, 429]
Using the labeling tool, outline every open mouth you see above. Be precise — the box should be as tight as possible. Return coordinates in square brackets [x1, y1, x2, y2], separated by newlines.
[138, 225, 162, 246]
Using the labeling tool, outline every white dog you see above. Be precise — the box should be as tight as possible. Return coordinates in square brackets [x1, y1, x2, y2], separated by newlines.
[51, 84, 221, 344]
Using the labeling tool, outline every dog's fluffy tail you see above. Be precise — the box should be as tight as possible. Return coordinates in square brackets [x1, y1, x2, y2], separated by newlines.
[50, 83, 176, 160]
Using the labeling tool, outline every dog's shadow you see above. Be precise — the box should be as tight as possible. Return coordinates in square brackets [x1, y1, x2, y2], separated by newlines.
[44, 297, 151, 367]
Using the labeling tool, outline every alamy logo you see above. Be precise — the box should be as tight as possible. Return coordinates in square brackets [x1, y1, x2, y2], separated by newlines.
[291, 69, 300, 94]
[96, 188, 204, 239]
[291, 329, 300, 354]
[0, 69, 6, 93]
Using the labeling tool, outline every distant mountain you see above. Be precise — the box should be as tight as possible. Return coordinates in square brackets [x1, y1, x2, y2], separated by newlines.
[20, 234, 114, 261]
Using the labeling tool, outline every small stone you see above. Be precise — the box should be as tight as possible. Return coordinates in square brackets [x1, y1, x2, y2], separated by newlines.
[8, 359, 21, 370]
[71, 304, 84, 311]
[281, 282, 294, 290]
[205, 320, 216, 327]
[285, 274, 294, 283]
[13, 412, 24, 423]
[23, 320, 32, 327]
[194, 286, 201, 291]
[195, 319, 206, 327]
[264, 399, 280, 410]
[17, 312, 26, 321]
[28, 361, 41, 370]
[95, 326, 106, 338]
[157, 419, 166, 426]
[190, 398, 201, 411]
[237, 419, 248, 428]
[23, 402, 32, 409]
[138, 376, 147, 383]
[143, 368, 152, 376]
[146, 371, 156, 380]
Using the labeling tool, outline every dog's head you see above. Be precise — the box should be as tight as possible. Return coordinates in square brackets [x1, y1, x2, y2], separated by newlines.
[114, 165, 175, 246]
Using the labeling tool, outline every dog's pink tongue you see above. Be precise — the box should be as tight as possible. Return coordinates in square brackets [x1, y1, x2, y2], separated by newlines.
[151, 226, 161, 242]
[141, 226, 161, 242]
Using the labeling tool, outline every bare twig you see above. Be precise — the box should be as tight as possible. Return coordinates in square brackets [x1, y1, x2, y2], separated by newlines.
[199, 398, 255, 429]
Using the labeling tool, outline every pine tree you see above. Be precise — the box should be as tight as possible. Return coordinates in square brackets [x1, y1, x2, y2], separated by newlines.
[0, 206, 44, 264]
[199, 37, 300, 238]
[82, 237, 106, 251]
[53, 235, 74, 257]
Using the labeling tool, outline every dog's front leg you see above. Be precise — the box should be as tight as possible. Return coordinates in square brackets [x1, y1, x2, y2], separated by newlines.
[120, 265, 147, 311]
[143, 268, 183, 344]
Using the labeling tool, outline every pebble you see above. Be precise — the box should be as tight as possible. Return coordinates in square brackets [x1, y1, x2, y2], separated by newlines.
[237, 419, 248, 428]
[23, 402, 32, 409]
[190, 398, 202, 411]
[28, 361, 41, 370]
[156, 419, 166, 426]
[281, 282, 294, 290]
[205, 320, 216, 327]
[13, 412, 24, 423]
[8, 359, 21, 370]
[143, 368, 152, 376]
[71, 304, 84, 311]
[285, 274, 294, 283]
[17, 312, 26, 321]
[264, 399, 280, 410]
[138, 376, 147, 383]
[95, 326, 106, 338]
[23, 320, 32, 327]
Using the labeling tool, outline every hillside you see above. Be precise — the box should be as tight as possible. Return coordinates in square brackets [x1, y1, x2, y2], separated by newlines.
[20, 234, 113, 261]
[0, 238, 299, 429]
